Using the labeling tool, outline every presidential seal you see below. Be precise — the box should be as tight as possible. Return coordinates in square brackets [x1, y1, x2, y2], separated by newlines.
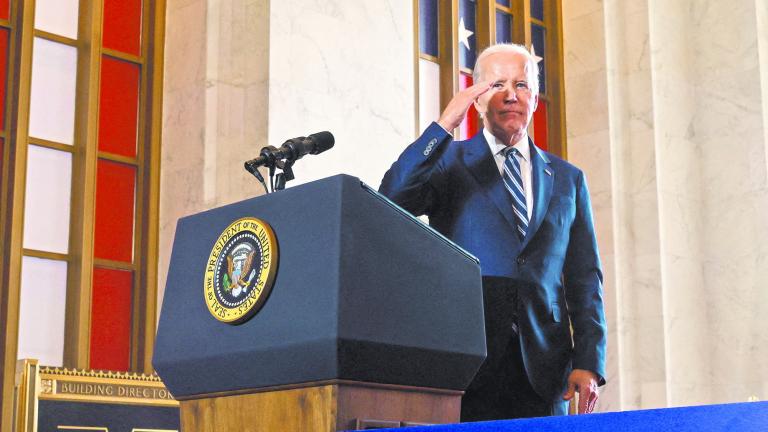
[204, 217, 278, 324]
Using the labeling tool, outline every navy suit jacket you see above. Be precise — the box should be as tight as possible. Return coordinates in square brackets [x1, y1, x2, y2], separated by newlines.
[379, 122, 607, 401]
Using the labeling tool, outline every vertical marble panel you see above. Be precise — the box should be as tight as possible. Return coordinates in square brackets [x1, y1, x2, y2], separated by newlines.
[759, 0, 768, 175]
[755, 0, 768, 401]
[268, 0, 415, 189]
[603, 0, 668, 410]
[647, 0, 768, 406]
[692, 0, 768, 405]
[207, 0, 270, 206]
[159, 0, 209, 310]
[563, 0, 618, 412]
[647, 0, 711, 407]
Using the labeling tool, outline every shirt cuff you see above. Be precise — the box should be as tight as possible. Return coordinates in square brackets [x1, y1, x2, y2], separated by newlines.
[433, 121, 453, 137]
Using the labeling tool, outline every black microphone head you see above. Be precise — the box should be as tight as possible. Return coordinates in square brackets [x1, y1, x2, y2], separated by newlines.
[308, 131, 334, 154]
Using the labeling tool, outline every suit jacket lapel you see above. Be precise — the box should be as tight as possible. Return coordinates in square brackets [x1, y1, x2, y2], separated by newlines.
[521, 139, 553, 251]
[462, 133, 520, 234]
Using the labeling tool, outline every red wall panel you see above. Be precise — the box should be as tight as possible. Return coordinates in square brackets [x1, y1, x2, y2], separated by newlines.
[0, 0, 8, 20]
[90, 267, 132, 371]
[1, 28, 9, 127]
[98, 56, 140, 158]
[94, 160, 136, 263]
[459, 73, 479, 140]
[102, 0, 142, 56]
[533, 98, 548, 151]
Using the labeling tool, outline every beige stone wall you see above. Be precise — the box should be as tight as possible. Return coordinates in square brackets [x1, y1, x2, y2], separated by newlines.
[564, 0, 768, 411]
[161, 0, 212, 312]
[159, 0, 414, 312]
[267, 2, 415, 189]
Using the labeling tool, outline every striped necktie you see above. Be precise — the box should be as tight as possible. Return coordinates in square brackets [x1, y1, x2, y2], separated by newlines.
[502, 147, 528, 239]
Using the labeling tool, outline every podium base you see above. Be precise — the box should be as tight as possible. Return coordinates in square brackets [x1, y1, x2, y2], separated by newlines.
[179, 380, 462, 431]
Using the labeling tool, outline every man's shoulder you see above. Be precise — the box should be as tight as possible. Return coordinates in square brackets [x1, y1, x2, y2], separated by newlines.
[536, 147, 585, 185]
[535, 146, 586, 182]
[545, 151, 579, 171]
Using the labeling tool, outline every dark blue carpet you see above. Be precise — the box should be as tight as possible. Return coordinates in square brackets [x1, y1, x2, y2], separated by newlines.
[374, 401, 768, 431]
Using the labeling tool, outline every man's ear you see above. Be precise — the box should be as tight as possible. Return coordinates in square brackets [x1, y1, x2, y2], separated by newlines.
[531, 93, 539, 112]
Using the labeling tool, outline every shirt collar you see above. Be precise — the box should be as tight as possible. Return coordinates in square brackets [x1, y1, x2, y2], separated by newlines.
[483, 128, 530, 162]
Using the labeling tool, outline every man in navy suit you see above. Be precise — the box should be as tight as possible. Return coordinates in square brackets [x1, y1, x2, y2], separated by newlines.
[380, 43, 606, 420]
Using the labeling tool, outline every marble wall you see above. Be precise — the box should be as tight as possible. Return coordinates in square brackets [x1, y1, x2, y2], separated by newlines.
[760, 0, 768, 163]
[690, 0, 768, 404]
[267, 2, 415, 189]
[564, 0, 768, 411]
[649, 0, 711, 406]
[160, 0, 414, 308]
[161, 0, 211, 310]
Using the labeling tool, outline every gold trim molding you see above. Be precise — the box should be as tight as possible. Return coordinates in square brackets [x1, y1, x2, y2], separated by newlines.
[39, 366, 165, 383]
[37, 365, 178, 407]
[15, 359, 178, 429]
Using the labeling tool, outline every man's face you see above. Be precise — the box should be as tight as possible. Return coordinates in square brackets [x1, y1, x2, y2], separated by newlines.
[474, 51, 538, 145]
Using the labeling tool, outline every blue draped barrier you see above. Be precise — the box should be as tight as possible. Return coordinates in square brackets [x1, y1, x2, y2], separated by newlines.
[376, 401, 768, 432]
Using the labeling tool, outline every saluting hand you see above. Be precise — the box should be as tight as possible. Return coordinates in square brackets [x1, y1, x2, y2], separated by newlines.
[437, 80, 493, 132]
[563, 369, 600, 414]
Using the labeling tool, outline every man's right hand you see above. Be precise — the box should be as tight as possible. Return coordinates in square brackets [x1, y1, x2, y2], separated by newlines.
[437, 80, 493, 131]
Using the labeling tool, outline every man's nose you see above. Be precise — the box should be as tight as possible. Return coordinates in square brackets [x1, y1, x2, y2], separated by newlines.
[503, 86, 517, 103]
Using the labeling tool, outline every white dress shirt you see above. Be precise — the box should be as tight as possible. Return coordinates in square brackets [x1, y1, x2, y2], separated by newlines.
[483, 129, 534, 220]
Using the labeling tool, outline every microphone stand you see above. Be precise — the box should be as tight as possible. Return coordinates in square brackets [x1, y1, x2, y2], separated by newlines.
[274, 158, 295, 191]
[244, 148, 298, 194]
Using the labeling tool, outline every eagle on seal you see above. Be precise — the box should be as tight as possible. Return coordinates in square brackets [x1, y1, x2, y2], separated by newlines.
[224, 251, 255, 297]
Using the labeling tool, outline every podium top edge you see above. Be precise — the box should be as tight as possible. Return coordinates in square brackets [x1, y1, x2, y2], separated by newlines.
[177, 174, 479, 266]
[357, 179, 479, 266]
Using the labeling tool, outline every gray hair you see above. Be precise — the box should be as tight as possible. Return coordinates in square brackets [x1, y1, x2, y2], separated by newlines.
[472, 43, 540, 95]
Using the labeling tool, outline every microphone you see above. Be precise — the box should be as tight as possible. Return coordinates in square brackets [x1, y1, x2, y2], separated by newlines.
[244, 131, 335, 171]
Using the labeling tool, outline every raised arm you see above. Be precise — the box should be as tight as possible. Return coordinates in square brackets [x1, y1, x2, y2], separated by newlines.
[379, 81, 492, 215]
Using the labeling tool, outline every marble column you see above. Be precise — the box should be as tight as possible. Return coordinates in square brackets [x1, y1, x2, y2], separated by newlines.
[561, 0, 623, 412]
[161, 0, 213, 310]
[679, 0, 768, 405]
[564, 0, 768, 411]
[565, 0, 669, 412]
[648, 0, 710, 406]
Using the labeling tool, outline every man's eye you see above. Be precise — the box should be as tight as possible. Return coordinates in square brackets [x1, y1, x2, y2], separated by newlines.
[515, 82, 529, 89]
[492, 82, 504, 88]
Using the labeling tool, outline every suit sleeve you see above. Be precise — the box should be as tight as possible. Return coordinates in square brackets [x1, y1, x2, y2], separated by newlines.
[562, 171, 608, 385]
[378, 122, 453, 216]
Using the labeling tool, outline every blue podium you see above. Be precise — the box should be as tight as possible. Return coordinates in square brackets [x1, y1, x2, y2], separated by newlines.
[153, 175, 486, 431]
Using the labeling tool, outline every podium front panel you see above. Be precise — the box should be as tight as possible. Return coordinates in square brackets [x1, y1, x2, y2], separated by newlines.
[154, 175, 485, 398]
